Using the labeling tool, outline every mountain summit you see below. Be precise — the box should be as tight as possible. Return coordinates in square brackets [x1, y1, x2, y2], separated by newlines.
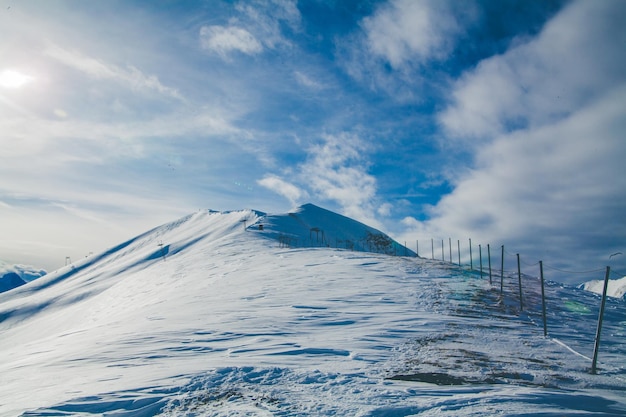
[256, 203, 414, 255]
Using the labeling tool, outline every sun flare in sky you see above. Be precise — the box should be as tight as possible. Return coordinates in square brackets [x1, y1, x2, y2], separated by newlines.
[0, 69, 33, 89]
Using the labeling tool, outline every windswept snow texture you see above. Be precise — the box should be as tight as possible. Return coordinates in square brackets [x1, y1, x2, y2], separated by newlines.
[0, 205, 625, 416]
[581, 276, 626, 299]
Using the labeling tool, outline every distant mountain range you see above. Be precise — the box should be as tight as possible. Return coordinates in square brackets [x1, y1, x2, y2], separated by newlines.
[580, 275, 626, 299]
[0, 261, 46, 293]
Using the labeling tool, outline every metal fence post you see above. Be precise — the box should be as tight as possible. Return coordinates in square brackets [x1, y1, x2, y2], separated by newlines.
[517, 253, 523, 311]
[591, 266, 611, 374]
[539, 261, 547, 337]
[488, 244, 492, 285]
[500, 245, 504, 295]
[479, 244, 483, 278]
[469, 238, 473, 270]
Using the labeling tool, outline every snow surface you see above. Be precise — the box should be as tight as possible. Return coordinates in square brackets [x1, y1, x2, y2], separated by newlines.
[0, 204, 625, 416]
[581, 276, 626, 299]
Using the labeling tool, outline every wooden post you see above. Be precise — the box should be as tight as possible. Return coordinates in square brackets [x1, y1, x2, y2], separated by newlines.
[517, 253, 523, 311]
[441, 239, 444, 261]
[539, 261, 547, 337]
[431, 239, 434, 260]
[449, 238, 452, 263]
[457, 240, 461, 265]
[591, 266, 611, 374]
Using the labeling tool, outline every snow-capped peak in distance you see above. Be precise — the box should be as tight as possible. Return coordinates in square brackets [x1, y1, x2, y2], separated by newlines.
[0, 261, 47, 294]
[580, 275, 626, 299]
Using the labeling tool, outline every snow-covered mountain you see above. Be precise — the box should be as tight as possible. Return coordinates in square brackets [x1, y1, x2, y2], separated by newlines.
[0, 204, 624, 416]
[0, 261, 46, 294]
[580, 276, 626, 299]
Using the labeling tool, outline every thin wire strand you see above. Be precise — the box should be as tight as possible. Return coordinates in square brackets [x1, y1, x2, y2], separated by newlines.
[434, 237, 622, 276]
[528, 264, 605, 275]
[610, 269, 625, 278]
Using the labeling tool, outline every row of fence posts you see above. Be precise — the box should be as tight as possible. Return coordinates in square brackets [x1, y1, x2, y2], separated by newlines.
[412, 238, 613, 375]
[269, 232, 612, 374]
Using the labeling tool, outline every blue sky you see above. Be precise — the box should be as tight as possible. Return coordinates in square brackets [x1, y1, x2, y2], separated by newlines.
[1, 0, 624, 283]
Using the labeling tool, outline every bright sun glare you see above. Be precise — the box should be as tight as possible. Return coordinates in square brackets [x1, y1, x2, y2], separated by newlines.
[0, 69, 34, 89]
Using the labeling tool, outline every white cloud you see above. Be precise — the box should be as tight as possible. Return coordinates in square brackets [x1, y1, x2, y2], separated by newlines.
[199, 0, 301, 60]
[235, 0, 301, 49]
[361, 0, 466, 69]
[199, 25, 263, 57]
[294, 71, 323, 90]
[258, 133, 385, 229]
[377, 202, 393, 217]
[439, 0, 626, 141]
[338, 0, 475, 101]
[394, 0, 626, 281]
[44, 44, 184, 100]
[405, 85, 626, 279]
[257, 175, 307, 207]
[301, 134, 382, 227]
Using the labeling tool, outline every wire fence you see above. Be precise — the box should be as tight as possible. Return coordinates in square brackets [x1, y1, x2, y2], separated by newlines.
[412, 237, 625, 375]
[413, 238, 624, 279]
[272, 231, 624, 374]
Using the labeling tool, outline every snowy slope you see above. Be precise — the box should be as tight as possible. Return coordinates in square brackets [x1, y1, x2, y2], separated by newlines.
[0, 205, 625, 416]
